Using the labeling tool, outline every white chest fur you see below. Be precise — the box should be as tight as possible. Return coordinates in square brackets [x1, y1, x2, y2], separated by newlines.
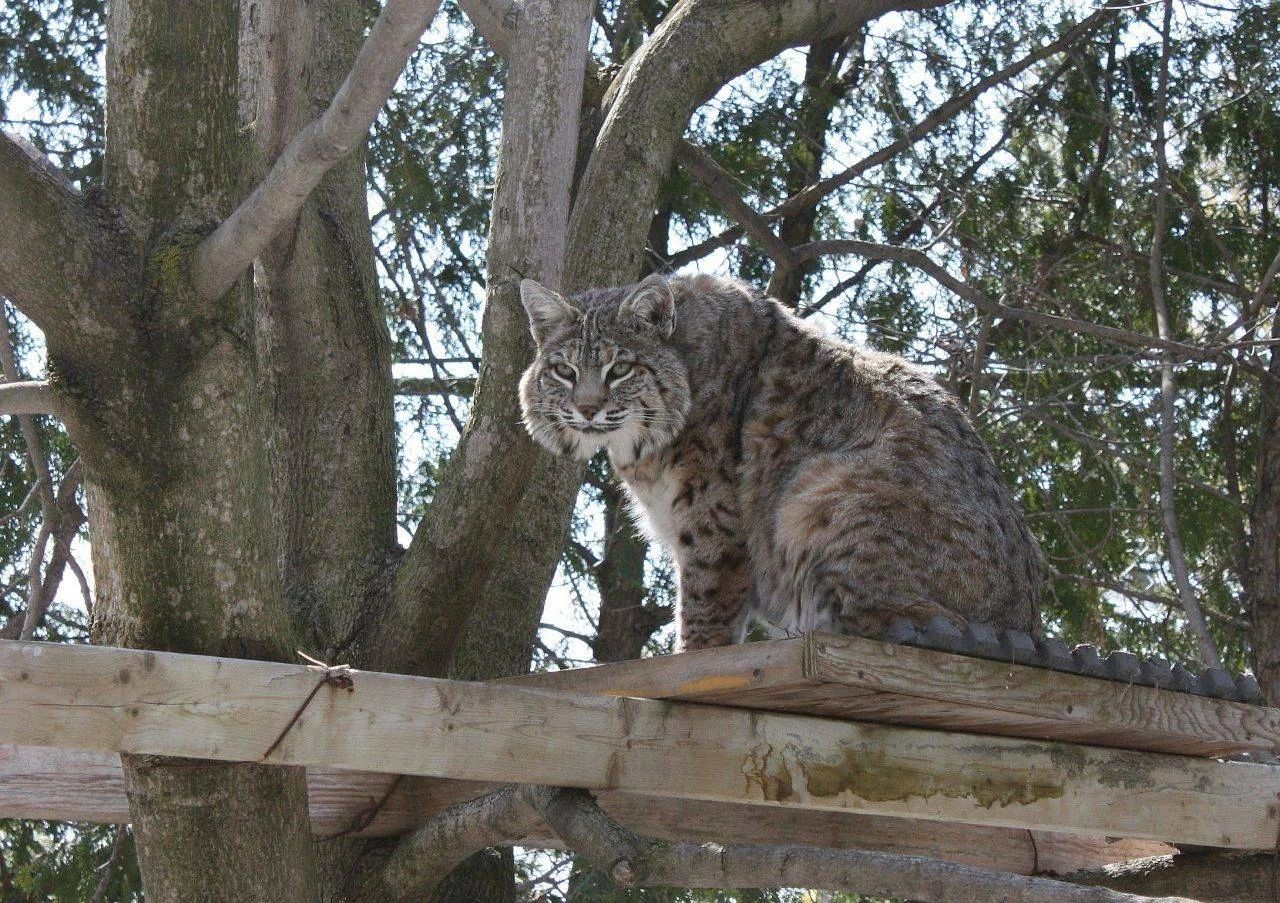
[616, 458, 686, 555]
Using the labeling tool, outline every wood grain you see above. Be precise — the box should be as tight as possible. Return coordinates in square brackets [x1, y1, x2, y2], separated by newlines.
[0, 744, 1173, 873]
[515, 633, 1280, 757]
[0, 639, 1277, 848]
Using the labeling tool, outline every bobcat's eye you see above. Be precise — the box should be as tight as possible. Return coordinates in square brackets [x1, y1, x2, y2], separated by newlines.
[551, 362, 576, 381]
[608, 361, 634, 380]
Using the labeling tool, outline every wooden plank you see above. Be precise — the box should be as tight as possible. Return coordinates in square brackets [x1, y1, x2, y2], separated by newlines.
[514, 634, 1280, 757]
[0, 744, 1177, 875]
[503, 638, 817, 700]
[802, 634, 1280, 757]
[0, 743, 424, 836]
[0, 639, 1276, 849]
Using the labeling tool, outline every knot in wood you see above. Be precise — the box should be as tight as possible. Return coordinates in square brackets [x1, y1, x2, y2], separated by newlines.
[610, 859, 637, 887]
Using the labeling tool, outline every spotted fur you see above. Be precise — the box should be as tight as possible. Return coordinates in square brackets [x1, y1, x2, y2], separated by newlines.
[519, 273, 1043, 650]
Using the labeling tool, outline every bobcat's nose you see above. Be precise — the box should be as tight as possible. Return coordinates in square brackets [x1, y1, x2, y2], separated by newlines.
[576, 403, 603, 420]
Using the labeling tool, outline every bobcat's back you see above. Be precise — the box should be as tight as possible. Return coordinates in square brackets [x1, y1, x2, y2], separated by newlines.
[737, 320, 1042, 636]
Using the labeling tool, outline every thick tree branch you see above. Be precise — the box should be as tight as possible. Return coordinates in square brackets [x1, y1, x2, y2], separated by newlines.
[1065, 852, 1271, 900]
[0, 132, 137, 360]
[189, 0, 445, 300]
[379, 0, 593, 679]
[456, 0, 518, 56]
[357, 783, 1189, 902]
[374, 785, 542, 899]
[566, 0, 950, 285]
[0, 380, 60, 417]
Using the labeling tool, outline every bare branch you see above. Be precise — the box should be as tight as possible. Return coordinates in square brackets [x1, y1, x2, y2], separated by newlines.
[0, 380, 61, 417]
[19, 459, 85, 640]
[0, 302, 55, 517]
[190, 0, 446, 300]
[675, 141, 800, 271]
[18, 519, 53, 640]
[1025, 406, 1245, 511]
[0, 132, 136, 358]
[780, 6, 1115, 217]
[793, 239, 1225, 360]
[393, 375, 476, 397]
[663, 4, 1114, 272]
[89, 825, 129, 903]
[1147, 0, 1221, 669]
[0, 476, 44, 527]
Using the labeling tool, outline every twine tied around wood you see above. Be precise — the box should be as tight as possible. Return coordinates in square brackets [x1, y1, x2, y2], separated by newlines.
[262, 652, 356, 762]
[322, 775, 406, 840]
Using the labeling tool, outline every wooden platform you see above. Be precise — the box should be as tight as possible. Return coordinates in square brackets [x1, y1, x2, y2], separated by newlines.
[513, 633, 1280, 758]
[0, 635, 1277, 858]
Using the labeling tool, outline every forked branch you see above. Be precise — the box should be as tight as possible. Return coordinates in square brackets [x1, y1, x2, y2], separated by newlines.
[189, 0, 445, 300]
[773, 4, 1118, 218]
[663, 4, 1116, 271]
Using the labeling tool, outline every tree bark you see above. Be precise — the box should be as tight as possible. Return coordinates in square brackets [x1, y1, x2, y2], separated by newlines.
[0, 133, 137, 375]
[1066, 852, 1273, 902]
[1250, 306, 1280, 703]
[766, 34, 854, 306]
[240, 0, 399, 657]
[86, 0, 319, 897]
[193, 0, 444, 300]
[593, 475, 670, 663]
[375, 0, 595, 680]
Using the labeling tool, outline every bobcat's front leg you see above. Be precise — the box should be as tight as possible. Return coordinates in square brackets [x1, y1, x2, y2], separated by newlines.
[676, 551, 751, 650]
[672, 479, 751, 650]
[622, 438, 751, 651]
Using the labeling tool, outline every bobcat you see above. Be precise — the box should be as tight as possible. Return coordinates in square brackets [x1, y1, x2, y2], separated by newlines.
[519, 272, 1042, 650]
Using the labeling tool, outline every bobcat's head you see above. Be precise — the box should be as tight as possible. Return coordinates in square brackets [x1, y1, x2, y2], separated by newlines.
[518, 275, 691, 466]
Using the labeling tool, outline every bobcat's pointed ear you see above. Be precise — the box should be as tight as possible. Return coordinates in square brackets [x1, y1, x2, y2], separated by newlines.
[520, 279, 576, 345]
[620, 274, 676, 338]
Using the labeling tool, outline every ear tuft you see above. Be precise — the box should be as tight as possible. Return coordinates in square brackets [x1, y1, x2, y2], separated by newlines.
[520, 279, 576, 345]
[619, 274, 676, 338]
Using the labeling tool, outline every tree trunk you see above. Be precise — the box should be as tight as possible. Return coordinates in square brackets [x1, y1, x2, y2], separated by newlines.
[85, 0, 319, 897]
[241, 0, 399, 657]
[766, 34, 855, 307]
[1249, 308, 1280, 703]
[593, 475, 669, 663]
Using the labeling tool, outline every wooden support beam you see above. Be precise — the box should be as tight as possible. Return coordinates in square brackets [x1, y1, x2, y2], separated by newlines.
[0, 744, 1177, 875]
[0, 639, 1276, 849]
[512, 633, 1280, 757]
